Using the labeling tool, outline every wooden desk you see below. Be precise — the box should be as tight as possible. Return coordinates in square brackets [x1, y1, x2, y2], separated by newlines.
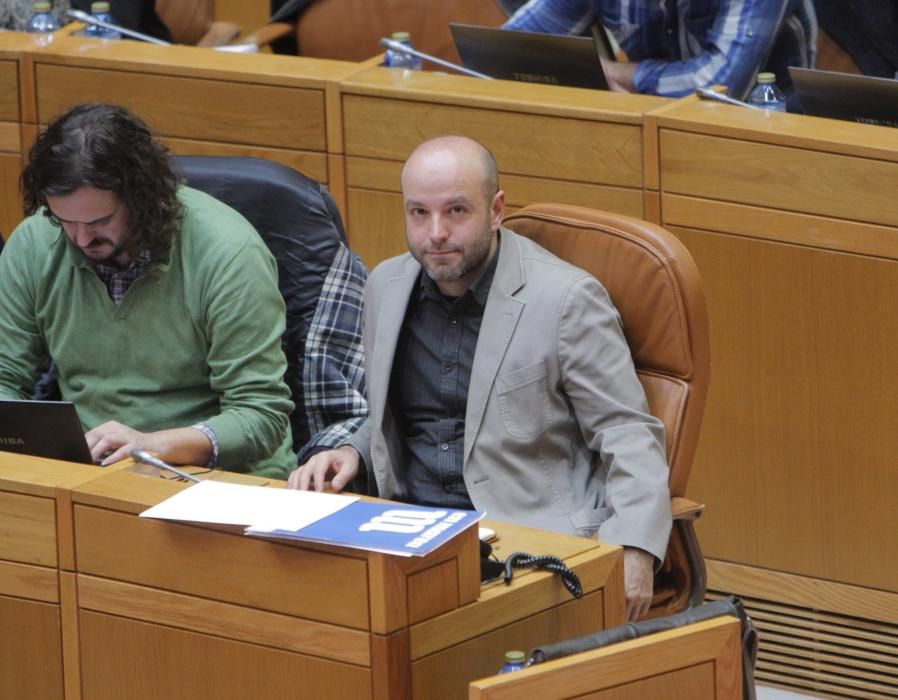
[338, 67, 669, 268]
[24, 34, 366, 212]
[649, 97, 898, 696]
[11, 461, 620, 700]
[0, 452, 101, 699]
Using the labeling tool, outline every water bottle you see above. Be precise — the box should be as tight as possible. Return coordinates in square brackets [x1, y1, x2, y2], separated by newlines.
[384, 31, 422, 70]
[747, 72, 786, 113]
[84, 2, 122, 40]
[498, 650, 526, 674]
[25, 2, 60, 45]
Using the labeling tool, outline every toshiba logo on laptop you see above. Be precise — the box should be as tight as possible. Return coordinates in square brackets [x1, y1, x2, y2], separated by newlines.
[0, 437, 26, 446]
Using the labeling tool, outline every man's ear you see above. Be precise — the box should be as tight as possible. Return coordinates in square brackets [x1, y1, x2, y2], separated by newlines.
[491, 190, 506, 230]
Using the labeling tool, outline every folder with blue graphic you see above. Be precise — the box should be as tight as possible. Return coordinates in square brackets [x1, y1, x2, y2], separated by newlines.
[247, 501, 484, 557]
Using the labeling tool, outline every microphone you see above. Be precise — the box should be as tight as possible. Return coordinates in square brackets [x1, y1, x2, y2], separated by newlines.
[379, 38, 494, 80]
[695, 86, 763, 111]
[65, 9, 171, 45]
[131, 449, 202, 483]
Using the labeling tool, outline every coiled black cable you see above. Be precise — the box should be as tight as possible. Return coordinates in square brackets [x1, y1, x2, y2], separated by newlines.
[502, 551, 583, 598]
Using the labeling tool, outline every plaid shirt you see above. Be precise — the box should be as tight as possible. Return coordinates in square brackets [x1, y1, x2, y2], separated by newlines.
[505, 0, 817, 98]
[298, 242, 369, 461]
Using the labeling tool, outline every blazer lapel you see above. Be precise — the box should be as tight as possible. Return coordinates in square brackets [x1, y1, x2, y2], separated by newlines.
[464, 230, 526, 464]
[370, 260, 419, 426]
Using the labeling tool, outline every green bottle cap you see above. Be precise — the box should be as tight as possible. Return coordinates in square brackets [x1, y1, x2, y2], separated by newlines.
[504, 650, 526, 663]
[391, 31, 410, 42]
[757, 72, 776, 84]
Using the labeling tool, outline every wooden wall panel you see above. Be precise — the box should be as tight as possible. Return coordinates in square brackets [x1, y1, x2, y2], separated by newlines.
[74, 505, 371, 628]
[660, 129, 898, 228]
[79, 611, 371, 700]
[671, 225, 898, 592]
[0, 490, 57, 566]
[346, 188, 406, 267]
[343, 95, 644, 187]
[35, 63, 327, 151]
[0, 596, 64, 700]
[1, 152, 22, 238]
[0, 60, 18, 121]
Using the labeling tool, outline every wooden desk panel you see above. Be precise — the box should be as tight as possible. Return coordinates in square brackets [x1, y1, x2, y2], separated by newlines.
[35, 63, 327, 151]
[343, 94, 644, 188]
[660, 129, 898, 229]
[671, 225, 898, 593]
[0, 596, 64, 699]
[0, 59, 19, 121]
[1, 152, 22, 239]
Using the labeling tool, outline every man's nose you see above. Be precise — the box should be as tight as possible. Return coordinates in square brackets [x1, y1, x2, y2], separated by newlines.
[71, 223, 93, 247]
[428, 215, 449, 241]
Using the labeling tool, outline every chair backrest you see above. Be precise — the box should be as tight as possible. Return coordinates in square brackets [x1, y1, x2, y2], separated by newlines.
[294, 0, 508, 63]
[173, 155, 354, 455]
[504, 204, 710, 498]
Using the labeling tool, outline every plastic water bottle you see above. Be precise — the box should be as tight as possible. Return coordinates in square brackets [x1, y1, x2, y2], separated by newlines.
[25, 2, 60, 45]
[498, 650, 526, 674]
[84, 2, 122, 40]
[747, 72, 786, 112]
[384, 31, 422, 70]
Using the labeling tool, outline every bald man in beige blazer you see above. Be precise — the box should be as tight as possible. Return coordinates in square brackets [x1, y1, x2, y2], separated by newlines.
[290, 136, 671, 620]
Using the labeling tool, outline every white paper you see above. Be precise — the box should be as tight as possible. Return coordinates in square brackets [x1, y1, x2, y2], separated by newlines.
[139, 480, 358, 531]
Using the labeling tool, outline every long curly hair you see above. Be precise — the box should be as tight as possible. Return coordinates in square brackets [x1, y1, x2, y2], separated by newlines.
[20, 102, 182, 260]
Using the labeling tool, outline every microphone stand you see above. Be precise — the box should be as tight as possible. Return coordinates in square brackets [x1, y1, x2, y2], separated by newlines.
[379, 38, 493, 80]
[131, 449, 202, 483]
[65, 9, 171, 46]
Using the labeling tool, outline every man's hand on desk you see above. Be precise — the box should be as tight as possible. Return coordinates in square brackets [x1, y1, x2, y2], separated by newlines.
[85, 421, 213, 467]
[601, 58, 638, 93]
[623, 546, 654, 621]
[287, 445, 360, 492]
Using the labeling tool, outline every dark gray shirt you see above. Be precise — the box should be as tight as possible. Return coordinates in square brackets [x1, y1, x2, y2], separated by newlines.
[390, 247, 499, 509]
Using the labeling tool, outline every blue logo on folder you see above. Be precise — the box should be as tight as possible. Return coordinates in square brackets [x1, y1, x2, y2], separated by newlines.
[249, 501, 484, 556]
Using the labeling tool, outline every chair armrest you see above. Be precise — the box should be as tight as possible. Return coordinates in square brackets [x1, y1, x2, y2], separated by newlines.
[671, 497, 704, 521]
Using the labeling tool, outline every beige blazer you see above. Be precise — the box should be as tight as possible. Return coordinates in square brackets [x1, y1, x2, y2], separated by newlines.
[349, 229, 671, 560]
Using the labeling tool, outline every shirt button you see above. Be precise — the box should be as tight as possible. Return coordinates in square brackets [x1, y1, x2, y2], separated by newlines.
[440, 443, 449, 451]
[450, 318, 458, 325]
[747, 29, 755, 37]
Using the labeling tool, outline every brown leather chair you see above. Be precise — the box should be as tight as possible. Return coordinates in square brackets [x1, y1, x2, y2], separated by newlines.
[155, 0, 240, 47]
[503, 203, 711, 617]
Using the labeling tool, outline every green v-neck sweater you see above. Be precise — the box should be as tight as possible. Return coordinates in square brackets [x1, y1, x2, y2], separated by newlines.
[0, 187, 295, 477]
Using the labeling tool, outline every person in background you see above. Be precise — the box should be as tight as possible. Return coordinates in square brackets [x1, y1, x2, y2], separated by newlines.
[290, 135, 671, 621]
[503, 0, 817, 103]
[0, 102, 295, 476]
[814, 0, 898, 79]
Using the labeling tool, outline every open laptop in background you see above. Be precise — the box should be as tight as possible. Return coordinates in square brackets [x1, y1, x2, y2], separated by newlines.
[0, 399, 94, 464]
[789, 67, 898, 128]
[450, 23, 609, 90]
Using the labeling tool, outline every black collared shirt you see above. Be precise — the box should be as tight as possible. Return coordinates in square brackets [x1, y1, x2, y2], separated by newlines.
[390, 245, 500, 509]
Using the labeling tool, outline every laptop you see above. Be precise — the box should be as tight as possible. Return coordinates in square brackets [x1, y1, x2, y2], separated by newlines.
[789, 67, 898, 129]
[0, 399, 94, 464]
[450, 23, 609, 90]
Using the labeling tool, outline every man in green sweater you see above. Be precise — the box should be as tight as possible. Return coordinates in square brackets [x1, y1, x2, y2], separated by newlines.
[0, 102, 295, 477]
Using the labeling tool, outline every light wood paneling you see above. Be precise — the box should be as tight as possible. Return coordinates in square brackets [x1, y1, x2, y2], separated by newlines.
[414, 592, 604, 700]
[663, 193, 898, 260]
[0, 490, 57, 566]
[0, 121, 18, 152]
[660, 129, 898, 228]
[0, 59, 18, 121]
[78, 574, 372, 665]
[0, 559, 58, 602]
[79, 611, 372, 700]
[467, 616, 741, 700]
[707, 560, 898, 626]
[407, 559, 459, 625]
[672, 225, 898, 592]
[342, 95, 644, 187]
[214, 0, 268, 33]
[0, 152, 22, 238]
[73, 504, 372, 628]
[35, 63, 327, 150]
[347, 188, 407, 267]
[0, 596, 64, 699]
[165, 137, 329, 184]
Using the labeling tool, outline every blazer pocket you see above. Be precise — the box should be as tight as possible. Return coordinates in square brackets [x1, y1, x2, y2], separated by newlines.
[495, 361, 551, 439]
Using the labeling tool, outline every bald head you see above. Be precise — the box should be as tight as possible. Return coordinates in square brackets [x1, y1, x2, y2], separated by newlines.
[401, 136, 499, 203]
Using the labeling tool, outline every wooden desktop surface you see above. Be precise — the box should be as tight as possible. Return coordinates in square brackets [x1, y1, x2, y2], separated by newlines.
[0, 451, 624, 700]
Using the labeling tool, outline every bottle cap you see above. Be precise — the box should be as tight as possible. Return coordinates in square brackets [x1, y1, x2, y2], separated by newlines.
[391, 31, 410, 42]
[504, 650, 526, 663]
[91, 1, 111, 11]
[757, 72, 776, 84]
[32, 1, 51, 10]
